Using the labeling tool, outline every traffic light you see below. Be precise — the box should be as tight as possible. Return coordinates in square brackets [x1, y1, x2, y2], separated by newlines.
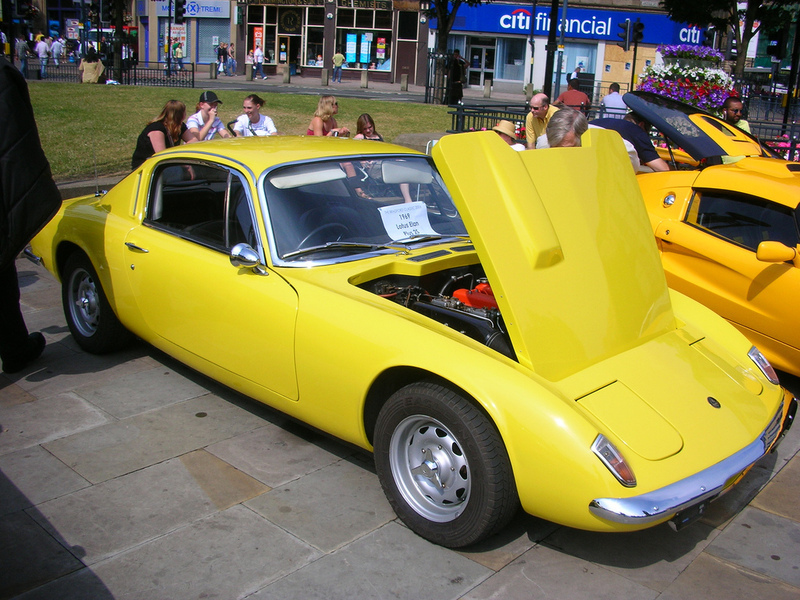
[702, 28, 715, 48]
[617, 19, 631, 52]
[101, 1, 110, 22]
[174, 0, 186, 24]
[766, 26, 788, 59]
[632, 19, 644, 44]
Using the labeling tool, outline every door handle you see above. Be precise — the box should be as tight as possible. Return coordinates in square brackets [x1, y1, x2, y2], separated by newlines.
[125, 242, 149, 253]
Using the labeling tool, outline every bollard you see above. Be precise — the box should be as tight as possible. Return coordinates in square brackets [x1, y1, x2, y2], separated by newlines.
[283, 66, 291, 83]
[321, 68, 329, 86]
[484, 79, 492, 98]
[361, 69, 368, 89]
[245, 64, 253, 80]
[400, 74, 408, 92]
[210, 62, 217, 79]
[524, 83, 533, 101]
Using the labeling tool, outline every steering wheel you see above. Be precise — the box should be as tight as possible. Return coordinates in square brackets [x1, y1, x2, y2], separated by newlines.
[298, 223, 350, 248]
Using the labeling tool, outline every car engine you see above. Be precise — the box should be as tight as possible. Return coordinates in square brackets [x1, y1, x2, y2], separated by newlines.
[361, 267, 516, 360]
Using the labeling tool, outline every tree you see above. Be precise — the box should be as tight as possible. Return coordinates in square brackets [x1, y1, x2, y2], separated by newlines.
[424, 0, 486, 55]
[660, 0, 796, 77]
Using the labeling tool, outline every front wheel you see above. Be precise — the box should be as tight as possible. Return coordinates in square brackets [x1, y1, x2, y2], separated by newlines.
[373, 382, 518, 548]
[62, 253, 131, 354]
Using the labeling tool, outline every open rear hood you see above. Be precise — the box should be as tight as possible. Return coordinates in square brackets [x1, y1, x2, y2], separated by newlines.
[432, 130, 676, 380]
[623, 91, 765, 160]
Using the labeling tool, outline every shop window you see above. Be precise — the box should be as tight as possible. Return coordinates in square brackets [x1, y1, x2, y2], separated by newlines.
[306, 28, 324, 65]
[356, 9, 373, 28]
[338, 9, 354, 28]
[247, 5, 263, 23]
[375, 10, 392, 30]
[397, 11, 417, 40]
[495, 38, 526, 81]
[308, 7, 324, 26]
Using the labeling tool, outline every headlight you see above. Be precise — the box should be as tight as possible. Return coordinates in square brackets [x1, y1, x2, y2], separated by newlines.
[591, 435, 636, 487]
[748, 346, 779, 385]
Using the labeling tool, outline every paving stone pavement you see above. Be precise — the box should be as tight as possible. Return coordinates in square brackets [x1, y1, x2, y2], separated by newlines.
[1, 256, 799, 600]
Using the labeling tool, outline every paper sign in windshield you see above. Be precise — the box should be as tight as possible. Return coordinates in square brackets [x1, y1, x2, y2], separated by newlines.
[378, 201, 437, 241]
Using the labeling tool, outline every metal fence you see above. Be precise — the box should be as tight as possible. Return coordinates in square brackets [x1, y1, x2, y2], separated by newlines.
[447, 104, 529, 134]
[21, 59, 195, 88]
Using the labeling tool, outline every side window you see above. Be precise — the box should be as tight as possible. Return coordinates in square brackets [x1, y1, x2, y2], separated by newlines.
[686, 191, 799, 251]
[147, 162, 256, 250]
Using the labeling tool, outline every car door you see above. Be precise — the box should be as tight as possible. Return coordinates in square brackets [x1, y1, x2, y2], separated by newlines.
[654, 188, 800, 356]
[123, 160, 299, 400]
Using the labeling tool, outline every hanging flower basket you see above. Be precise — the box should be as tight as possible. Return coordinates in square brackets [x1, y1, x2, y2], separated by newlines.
[638, 44, 734, 110]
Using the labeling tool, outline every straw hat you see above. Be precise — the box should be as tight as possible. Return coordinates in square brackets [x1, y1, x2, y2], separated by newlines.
[492, 120, 517, 139]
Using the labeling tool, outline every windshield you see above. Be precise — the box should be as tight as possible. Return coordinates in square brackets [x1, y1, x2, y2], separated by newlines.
[263, 156, 468, 262]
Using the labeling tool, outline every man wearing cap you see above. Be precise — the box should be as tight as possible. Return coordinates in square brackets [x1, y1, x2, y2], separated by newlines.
[492, 120, 526, 151]
[526, 93, 559, 149]
[187, 91, 231, 141]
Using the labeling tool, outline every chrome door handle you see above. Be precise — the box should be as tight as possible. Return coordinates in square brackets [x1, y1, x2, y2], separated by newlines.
[125, 242, 149, 253]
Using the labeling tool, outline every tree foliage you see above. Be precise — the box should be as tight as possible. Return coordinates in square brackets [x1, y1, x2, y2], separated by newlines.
[660, 0, 798, 77]
[425, 0, 485, 54]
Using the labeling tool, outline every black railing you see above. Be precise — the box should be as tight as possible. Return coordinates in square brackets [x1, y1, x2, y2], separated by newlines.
[22, 59, 195, 88]
[447, 104, 529, 134]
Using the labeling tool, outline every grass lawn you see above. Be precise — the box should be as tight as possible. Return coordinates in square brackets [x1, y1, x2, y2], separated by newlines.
[28, 83, 453, 182]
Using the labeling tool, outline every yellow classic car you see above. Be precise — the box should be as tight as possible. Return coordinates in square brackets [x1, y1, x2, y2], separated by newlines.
[626, 91, 800, 378]
[27, 130, 796, 548]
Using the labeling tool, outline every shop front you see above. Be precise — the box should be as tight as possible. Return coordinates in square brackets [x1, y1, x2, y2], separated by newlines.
[244, 0, 427, 83]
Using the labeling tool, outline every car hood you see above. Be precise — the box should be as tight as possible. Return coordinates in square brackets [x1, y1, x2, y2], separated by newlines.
[623, 91, 764, 161]
[432, 129, 676, 381]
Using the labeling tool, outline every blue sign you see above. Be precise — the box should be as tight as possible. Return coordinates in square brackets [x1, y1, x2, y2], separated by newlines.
[433, 5, 705, 47]
[346, 34, 357, 64]
[153, 0, 230, 19]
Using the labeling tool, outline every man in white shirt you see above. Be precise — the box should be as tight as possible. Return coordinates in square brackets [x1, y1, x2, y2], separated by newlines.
[600, 83, 627, 119]
[50, 37, 63, 67]
[253, 44, 266, 80]
[35, 37, 49, 79]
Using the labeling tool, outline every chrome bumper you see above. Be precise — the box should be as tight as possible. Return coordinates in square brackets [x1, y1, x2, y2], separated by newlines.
[23, 246, 43, 266]
[589, 398, 795, 526]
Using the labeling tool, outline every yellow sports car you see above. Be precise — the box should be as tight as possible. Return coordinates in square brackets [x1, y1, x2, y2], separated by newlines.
[28, 131, 796, 548]
[626, 91, 800, 378]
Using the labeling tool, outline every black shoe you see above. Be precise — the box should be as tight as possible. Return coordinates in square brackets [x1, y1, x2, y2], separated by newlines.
[2, 332, 46, 374]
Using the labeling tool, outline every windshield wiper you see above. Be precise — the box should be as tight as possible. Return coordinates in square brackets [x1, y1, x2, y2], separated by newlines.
[391, 234, 471, 245]
[282, 242, 408, 260]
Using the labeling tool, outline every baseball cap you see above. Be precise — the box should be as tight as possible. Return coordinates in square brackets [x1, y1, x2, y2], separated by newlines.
[199, 91, 222, 104]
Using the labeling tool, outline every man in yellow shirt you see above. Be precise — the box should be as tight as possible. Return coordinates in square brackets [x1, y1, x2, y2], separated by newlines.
[526, 93, 559, 149]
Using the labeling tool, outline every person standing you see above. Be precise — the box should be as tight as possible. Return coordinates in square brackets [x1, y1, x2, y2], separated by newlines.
[554, 77, 591, 113]
[35, 36, 49, 79]
[174, 41, 184, 71]
[446, 49, 467, 105]
[600, 82, 626, 118]
[14, 34, 30, 77]
[721, 96, 751, 133]
[227, 42, 237, 76]
[187, 91, 231, 140]
[332, 48, 345, 83]
[0, 57, 62, 373]
[253, 43, 266, 80]
[217, 42, 228, 75]
[525, 93, 559, 149]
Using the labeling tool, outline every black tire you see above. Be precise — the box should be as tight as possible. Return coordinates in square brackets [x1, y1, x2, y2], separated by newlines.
[62, 253, 132, 354]
[373, 382, 518, 548]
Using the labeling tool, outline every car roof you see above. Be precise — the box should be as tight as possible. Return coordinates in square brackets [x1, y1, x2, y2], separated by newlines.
[150, 136, 422, 174]
[622, 91, 769, 161]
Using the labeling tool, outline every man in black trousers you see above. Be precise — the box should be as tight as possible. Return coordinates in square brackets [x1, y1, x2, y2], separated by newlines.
[0, 56, 62, 373]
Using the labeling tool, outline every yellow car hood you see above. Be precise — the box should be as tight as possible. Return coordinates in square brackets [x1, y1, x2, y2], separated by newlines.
[433, 129, 675, 381]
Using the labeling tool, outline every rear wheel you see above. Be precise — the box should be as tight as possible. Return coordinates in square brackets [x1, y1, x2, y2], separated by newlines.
[373, 382, 518, 548]
[62, 253, 131, 354]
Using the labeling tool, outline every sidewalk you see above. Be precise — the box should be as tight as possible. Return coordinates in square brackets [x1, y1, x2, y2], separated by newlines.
[1, 257, 799, 599]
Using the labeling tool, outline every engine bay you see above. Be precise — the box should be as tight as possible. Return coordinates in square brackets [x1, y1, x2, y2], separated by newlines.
[359, 265, 516, 360]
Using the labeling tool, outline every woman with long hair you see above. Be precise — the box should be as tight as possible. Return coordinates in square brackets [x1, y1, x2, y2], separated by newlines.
[353, 113, 383, 141]
[306, 95, 349, 137]
[131, 100, 197, 169]
[232, 94, 277, 137]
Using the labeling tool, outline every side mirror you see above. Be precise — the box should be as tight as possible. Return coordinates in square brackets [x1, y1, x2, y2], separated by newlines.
[230, 243, 261, 268]
[756, 240, 798, 265]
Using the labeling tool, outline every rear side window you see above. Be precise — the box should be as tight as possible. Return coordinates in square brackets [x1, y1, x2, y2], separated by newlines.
[686, 191, 799, 251]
